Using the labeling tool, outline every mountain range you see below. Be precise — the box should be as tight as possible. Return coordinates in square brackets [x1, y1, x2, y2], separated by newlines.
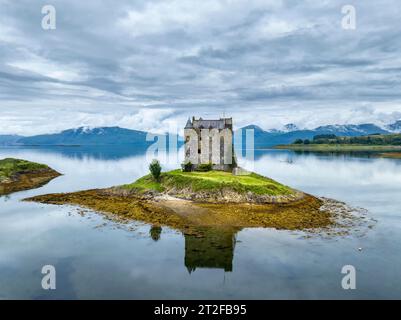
[0, 127, 159, 146]
[0, 135, 23, 146]
[386, 120, 401, 133]
[0, 121, 400, 148]
[17, 127, 151, 146]
[238, 122, 394, 148]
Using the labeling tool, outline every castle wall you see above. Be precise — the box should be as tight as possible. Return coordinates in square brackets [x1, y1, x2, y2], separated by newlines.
[210, 128, 232, 166]
[184, 128, 199, 164]
[184, 118, 235, 171]
[200, 129, 211, 164]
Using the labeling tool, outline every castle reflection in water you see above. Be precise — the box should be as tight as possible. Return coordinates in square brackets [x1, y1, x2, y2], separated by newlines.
[149, 225, 237, 273]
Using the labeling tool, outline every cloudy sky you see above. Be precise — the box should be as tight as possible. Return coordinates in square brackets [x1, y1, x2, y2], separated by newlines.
[1, 0, 401, 135]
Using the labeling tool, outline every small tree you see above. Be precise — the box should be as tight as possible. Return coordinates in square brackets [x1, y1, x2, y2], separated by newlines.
[196, 162, 212, 172]
[149, 159, 162, 181]
[294, 139, 304, 144]
[182, 160, 193, 172]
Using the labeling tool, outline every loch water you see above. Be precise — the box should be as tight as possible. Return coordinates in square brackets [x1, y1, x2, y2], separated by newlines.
[0, 146, 401, 299]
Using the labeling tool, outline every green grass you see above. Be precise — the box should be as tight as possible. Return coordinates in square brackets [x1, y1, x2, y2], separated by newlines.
[124, 174, 165, 192]
[122, 169, 293, 196]
[0, 158, 49, 180]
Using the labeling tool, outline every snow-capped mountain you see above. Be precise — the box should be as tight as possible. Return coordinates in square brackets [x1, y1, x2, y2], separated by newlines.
[16, 127, 153, 145]
[386, 120, 401, 133]
[238, 123, 391, 148]
[314, 123, 388, 135]
[1, 120, 398, 147]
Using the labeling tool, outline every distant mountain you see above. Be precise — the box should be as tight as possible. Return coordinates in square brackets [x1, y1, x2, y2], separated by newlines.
[314, 124, 388, 135]
[241, 124, 283, 134]
[240, 125, 265, 132]
[0, 135, 24, 146]
[387, 120, 401, 133]
[0, 121, 397, 148]
[283, 123, 299, 132]
[238, 123, 391, 148]
[17, 127, 156, 145]
[236, 125, 279, 148]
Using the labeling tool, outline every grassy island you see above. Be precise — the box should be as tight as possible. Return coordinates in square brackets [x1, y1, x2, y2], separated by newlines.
[0, 158, 61, 196]
[122, 170, 296, 202]
[25, 168, 363, 235]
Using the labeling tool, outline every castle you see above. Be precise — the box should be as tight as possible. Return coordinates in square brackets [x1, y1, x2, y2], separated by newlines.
[184, 117, 236, 171]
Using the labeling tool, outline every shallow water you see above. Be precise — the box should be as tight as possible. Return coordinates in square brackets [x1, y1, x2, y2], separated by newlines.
[0, 146, 401, 299]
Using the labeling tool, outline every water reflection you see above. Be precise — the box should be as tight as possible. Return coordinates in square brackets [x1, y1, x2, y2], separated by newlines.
[1, 146, 401, 298]
[149, 225, 162, 242]
[184, 228, 237, 273]
[149, 225, 238, 273]
[292, 150, 390, 159]
[3, 144, 271, 162]
[3, 145, 153, 161]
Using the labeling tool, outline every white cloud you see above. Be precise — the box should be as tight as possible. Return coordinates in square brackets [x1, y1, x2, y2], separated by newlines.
[118, 0, 282, 37]
[7, 53, 87, 82]
[1, 0, 401, 135]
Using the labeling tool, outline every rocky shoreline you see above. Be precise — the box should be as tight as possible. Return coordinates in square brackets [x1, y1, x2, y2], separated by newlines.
[22, 167, 374, 237]
[105, 184, 306, 204]
[24, 186, 366, 236]
[0, 167, 61, 196]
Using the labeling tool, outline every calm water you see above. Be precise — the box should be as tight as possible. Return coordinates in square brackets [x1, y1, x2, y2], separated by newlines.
[1, 146, 401, 299]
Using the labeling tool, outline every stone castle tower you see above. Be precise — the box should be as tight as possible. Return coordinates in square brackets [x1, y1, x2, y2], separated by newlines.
[184, 117, 236, 171]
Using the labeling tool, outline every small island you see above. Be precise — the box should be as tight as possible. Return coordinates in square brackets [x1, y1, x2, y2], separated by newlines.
[275, 133, 401, 153]
[0, 158, 61, 196]
[25, 168, 331, 232]
[25, 118, 368, 236]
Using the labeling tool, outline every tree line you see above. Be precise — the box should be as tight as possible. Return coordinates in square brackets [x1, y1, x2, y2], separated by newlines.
[293, 133, 401, 145]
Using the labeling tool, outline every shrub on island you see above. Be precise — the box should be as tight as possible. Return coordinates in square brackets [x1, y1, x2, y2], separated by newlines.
[195, 163, 213, 172]
[149, 159, 162, 182]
